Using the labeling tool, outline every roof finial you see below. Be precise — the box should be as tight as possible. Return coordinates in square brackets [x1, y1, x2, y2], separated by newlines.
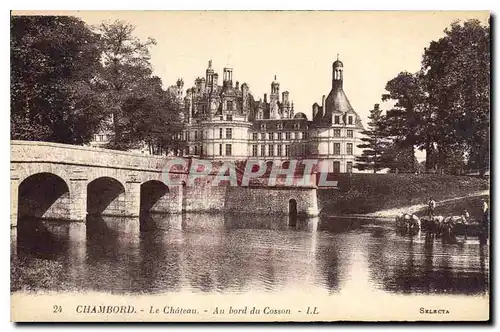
[208, 60, 212, 68]
[274, 74, 277, 81]
[337, 53, 339, 61]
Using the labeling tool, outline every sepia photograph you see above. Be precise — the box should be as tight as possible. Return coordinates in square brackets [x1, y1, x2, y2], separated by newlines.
[9, 10, 490, 322]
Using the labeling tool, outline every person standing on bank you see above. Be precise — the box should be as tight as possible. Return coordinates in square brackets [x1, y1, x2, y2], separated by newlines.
[482, 198, 489, 226]
[428, 197, 436, 218]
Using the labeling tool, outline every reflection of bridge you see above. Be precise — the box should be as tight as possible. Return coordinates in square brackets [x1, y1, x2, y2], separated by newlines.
[10, 141, 319, 228]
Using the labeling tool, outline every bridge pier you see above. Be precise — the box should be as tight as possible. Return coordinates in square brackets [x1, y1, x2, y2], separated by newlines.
[69, 178, 88, 221]
[10, 178, 19, 228]
[124, 180, 141, 217]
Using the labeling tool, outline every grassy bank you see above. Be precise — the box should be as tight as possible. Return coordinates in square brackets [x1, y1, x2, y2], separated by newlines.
[318, 174, 489, 215]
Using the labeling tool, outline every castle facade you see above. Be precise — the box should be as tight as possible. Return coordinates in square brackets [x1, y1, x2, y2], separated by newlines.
[179, 58, 364, 173]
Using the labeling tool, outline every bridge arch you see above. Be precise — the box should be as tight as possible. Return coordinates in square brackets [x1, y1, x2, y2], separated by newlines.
[18, 172, 71, 221]
[87, 176, 126, 216]
[140, 180, 170, 214]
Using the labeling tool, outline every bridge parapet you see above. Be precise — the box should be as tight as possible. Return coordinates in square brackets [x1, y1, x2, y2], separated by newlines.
[11, 140, 186, 173]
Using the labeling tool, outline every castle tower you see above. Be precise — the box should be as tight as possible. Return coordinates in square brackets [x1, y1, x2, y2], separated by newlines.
[332, 54, 343, 91]
[206, 60, 215, 91]
[270, 75, 280, 102]
[223, 67, 233, 88]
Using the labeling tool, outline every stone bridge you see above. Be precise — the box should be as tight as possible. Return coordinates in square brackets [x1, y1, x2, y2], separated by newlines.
[11, 140, 319, 228]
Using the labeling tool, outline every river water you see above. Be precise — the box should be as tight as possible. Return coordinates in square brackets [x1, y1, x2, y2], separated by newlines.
[12, 212, 489, 296]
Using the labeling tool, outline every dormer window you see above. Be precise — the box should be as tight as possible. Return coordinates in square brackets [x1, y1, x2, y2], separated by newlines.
[277, 122, 283, 130]
[226, 114, 233, 121]
[260, 123, 266, 130]
[293, 123, 299, 129]
[348, 116, 353, 125]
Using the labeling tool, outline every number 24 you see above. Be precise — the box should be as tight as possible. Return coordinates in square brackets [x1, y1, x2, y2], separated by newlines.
[53, 305, 63, 314]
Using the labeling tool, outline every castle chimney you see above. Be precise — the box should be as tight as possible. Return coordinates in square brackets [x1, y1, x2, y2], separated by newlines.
[312, 104, 318, 118]
[322, 95, 326, 110]
[264, 93, 267, 103]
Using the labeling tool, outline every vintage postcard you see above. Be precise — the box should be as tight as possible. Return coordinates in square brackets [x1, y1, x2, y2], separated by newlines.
[10, 10, 490, 322]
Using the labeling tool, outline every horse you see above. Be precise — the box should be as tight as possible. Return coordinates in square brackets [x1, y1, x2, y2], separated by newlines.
[395, 213, 421, 233]
[443, 210, 470, 238]
[421, 215, 445, 237]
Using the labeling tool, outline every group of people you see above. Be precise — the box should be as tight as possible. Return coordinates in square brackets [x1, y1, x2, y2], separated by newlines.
[427, 197, 489, 225]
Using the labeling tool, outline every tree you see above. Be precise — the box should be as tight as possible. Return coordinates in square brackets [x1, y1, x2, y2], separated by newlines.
[421, 19, 490, 176]
[355, 104, 390, 173]
[381, 72, 429, 174]
[121, 81, 185, 155]
[383, 141, 419, 174]
[11, 16, 105, 144]
[95, 20, 160, 150]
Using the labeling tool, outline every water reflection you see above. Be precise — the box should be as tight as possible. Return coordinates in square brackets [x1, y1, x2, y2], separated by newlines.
[12, 214, 488, 296]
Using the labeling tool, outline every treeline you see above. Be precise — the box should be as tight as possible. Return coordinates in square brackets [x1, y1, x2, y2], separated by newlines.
[356, 19, 490, 176]
[11, 16, 184, 154]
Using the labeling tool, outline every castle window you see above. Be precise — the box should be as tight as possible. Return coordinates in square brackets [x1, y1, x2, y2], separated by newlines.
[220, 116, 224, 120]
[277, 132, 283, 140]
[348, 116, 353, 125]
[334, 115, 340, 124]
[194, 131, 198, 140]
[200, 131, 203, 139]
[302, 131, 307, 139]
[293, 123, 299, 129]
[226, 114, 233, 121]
[346, 162, 353, 173]
[219, 144, 223, 156]
[219, 128, 223, 139]
[226, 144, 232, 156]
[333, 161, 341, 174]
[268, 132, 273, 140]
[268, 145, 274, 156]
[261, 145, 266, 157]
[277, 123, 283, 130]
[227, 101, 233, 111]
[347, 130, 353, 138]
[334, 129, 341, 137]
[252, 145, 258, 157]
[261, 133, 266, 140]
[194, 145, 198, 155]
[226, 128, 233, 139]
[285, 145, 290, 157]
[252, 133, 258, 141]
[334, 143, 341, 155]
[347, 143, 353, 155]
[285, 132, 291, 140]
[277, 145, 282, 156]
[185, 146, 189, 155]
[200, 145, 203, 156]
[260, 123, 266, 130]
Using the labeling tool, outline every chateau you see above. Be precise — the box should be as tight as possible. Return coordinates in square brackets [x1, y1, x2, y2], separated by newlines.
[178, 58, 364, 173]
